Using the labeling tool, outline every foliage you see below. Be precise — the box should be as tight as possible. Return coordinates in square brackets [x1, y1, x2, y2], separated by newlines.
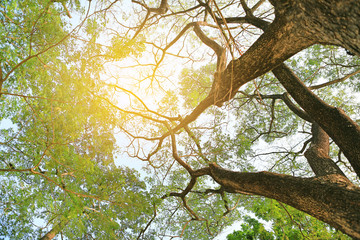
[227, 216, 273, 240]
[242, 198, 350, 240]
[227, 199, 351, 240]
[0, 0, 152, 239]
[0, 0, 360, 239]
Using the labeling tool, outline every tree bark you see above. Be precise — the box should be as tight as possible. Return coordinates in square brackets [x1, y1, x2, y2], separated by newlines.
[39, 221, 67, 240]
[208, 163, 360, 239]
[305, 123, 347, 177]
[167, 1, 360, 237]
[218, 3, 360, 176]
[211, 0, 360, 107]
[272, 64, 360, 178]
[202, 0, 360, 176]
[210, 13, 315, 106]
[178, 0, 360, 141]
[271, 0, 360, 56]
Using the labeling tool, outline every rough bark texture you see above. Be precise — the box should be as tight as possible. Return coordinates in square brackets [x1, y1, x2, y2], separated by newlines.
[289, 0, 360, 56]
[177, 1, 360, 149]
[211, 14, 315, 106]
[194, 1, 360, 238]
[305, 124, 347, 177]
[208, 163, 360, 239]
[211, 0, 360, 106]
[197, 0, 360, 177]
[272, 64, 360, 177]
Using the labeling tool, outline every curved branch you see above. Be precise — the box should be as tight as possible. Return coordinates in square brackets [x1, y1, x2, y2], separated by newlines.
[305, 123, 347, 177]
[208, 163, 360, 239]
[309, 68, 360, 90]
[281, 93, 312, 122]
[193, 23, 226, 72]
[97, 93, 167, 124]
[168, 123, 193, 174]
[273, 64, 360, 178]
[110, 84, 181, 121]
[137, 204, 157, 240]
[193, 1, 360, 178]
[184, 126, 210, 163]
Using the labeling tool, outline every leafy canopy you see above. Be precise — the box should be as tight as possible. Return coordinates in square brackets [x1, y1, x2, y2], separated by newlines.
[0, 0, 359, 239]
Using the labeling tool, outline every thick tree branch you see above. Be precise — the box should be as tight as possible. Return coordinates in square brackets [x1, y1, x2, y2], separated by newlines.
[305, 123, 347, 177]
[209, 1, 360, 177]
[208, 163, 360, 239]
[211, 9, 315, 106]
[209, 0, 360, 106]
[149, 0, 169, 15]
[272, 64, 360, 178]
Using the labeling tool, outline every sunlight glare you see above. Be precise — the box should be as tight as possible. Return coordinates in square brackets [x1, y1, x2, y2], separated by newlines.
[103, 55, 169, 111]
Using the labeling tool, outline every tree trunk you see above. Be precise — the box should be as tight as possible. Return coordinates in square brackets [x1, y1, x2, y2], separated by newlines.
[274, 0, 360, 57]
[216, 2, 360, 177]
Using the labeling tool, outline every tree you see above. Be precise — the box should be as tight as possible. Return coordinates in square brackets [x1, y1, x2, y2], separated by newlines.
[0, 1, 152, 239]
[227, 216, 274, 240]
[1, 0, 360, 239]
